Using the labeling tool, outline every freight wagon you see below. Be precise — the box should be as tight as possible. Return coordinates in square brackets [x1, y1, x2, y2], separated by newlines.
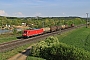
[61, 25, 65, 30]
[50, 26, 57, 32]
[42, 27, 50, 33]
[71, 24, 74, 27]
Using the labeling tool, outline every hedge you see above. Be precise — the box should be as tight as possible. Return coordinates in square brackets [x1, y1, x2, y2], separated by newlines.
[30, 36, 90, 60]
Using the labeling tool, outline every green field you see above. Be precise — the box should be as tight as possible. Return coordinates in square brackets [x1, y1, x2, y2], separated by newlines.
[57, 27, 90, 52]
[0, 34, 21, 44]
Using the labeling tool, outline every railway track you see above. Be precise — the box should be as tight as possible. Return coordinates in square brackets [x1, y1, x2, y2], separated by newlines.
[0, 24, 85, 52]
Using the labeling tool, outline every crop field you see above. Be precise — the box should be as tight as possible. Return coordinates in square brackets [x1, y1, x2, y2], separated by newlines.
[57, 27, 90, 52]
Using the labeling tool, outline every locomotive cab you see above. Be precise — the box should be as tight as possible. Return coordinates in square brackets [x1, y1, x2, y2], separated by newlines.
[22, 30, 28, 37]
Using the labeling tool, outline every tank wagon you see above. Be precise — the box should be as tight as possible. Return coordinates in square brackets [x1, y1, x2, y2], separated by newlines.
[65, 25, 69, 29]
[61, 25, 65, 30]
[56, 26, 61, 31]
[50, 26, 57, 32]
[42, 27, 50, 33]
[71, 24, 74, 27]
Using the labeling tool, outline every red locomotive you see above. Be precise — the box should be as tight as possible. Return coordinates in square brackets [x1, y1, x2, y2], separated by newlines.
[22, 28, 43, 37]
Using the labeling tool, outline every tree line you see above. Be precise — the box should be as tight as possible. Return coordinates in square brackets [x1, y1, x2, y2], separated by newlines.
[0, 16, 86, 29]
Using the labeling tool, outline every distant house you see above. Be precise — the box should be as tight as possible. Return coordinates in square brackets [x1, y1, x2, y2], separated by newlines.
[22, 23, 26, 26]
[13, 25, 30, 32]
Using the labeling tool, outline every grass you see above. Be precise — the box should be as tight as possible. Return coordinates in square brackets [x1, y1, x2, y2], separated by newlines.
[0, 43, 32, 60]
[26, 56, 46, 60]
[0, 33, 21, 44]
[57, 27, 90, 51]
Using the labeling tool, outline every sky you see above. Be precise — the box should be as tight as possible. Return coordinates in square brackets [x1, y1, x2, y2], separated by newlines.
[0, 0, 90, 17]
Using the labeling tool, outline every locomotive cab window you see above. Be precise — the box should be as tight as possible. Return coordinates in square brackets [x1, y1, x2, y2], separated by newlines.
[24, 31, 27, 33]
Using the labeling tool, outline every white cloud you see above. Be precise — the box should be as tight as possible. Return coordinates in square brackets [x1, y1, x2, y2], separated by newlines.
[0, 10, 8, 16]
[34, 12, 42, 16]
[13, 12, 24, 17]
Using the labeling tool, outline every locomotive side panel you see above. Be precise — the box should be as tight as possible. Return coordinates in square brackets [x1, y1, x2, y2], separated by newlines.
[36, 29, 44, 35]
[22, 29, 44, 37]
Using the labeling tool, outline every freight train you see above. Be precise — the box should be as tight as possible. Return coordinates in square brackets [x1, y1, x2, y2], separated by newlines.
[22, 24, 74, 38]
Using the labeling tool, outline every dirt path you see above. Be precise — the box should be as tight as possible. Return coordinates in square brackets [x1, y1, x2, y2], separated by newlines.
[8, 46, 32, 60]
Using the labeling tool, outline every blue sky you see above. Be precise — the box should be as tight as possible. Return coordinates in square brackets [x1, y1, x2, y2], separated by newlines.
[0, 0, 90, 17]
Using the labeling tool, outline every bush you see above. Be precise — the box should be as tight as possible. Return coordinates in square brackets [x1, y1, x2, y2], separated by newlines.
[30, 36, 90, 60]
[13, 28, 17, 34]
[31, 36, 59, 56]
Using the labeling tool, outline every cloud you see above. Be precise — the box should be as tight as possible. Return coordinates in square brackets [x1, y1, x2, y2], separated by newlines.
[0, 10, 8, 16]
[34, 12, 42, 16]
[13, 12, 24, 17]
[0, 11, 24, 17]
